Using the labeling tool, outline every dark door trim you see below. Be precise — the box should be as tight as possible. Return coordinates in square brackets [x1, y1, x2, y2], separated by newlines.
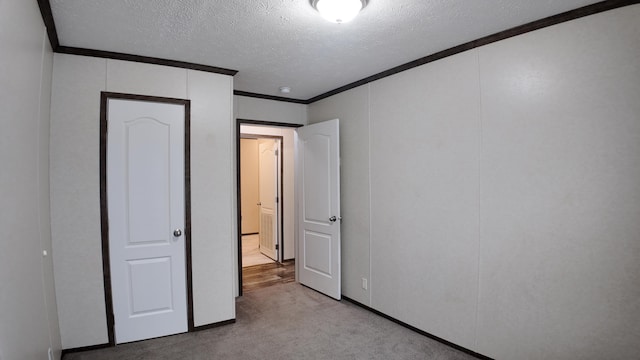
[100, 92, 194, 345]
[236, 119, 303, 296]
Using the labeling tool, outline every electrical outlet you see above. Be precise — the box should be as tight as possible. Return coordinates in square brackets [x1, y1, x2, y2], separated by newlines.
[361, 278, 368, 290]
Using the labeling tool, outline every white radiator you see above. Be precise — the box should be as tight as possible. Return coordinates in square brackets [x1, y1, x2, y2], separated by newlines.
[260, 211, 274, 250]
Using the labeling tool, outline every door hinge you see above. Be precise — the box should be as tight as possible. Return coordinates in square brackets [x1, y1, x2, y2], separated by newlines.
[275, 196, 279, 203]
[275, 244, 279, 250]
[275, 149, 279, 156]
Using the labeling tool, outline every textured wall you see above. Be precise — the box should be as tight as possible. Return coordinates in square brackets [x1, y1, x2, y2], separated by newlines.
[235, 95, 307, 125]
[0, 0, 61, 359]
[475, 6, 640, 358]
[308, 5, 640, 359]
[50, 55, 235, 348]
[370, 50, 481, 349]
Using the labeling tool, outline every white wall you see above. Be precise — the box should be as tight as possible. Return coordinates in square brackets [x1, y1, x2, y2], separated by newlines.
[308, 5, 640, 359]
[475, 7, 640, 358]
[235, 95, 307, 125]
[240, 139, 260, 234]
[370, 50, 481, 348]
[50, 54, 236, 349]
[0, 0, 61, 359]
[302, 87, 371, 306]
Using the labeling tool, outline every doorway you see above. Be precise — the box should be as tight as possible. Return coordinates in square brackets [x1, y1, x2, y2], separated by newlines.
[236, 120, 301, 295]
[100, 92, 193, 345]
[236, 118, 342, 299]
[240, 136, 282, 267]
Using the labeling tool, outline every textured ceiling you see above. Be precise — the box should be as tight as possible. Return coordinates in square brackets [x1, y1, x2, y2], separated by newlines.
[50, 0, 602, 100]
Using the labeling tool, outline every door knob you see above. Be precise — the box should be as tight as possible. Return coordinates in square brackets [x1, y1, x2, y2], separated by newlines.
[257, 202, 262, 206]
[173, 229, 182, 237]
[329, 216, 343, 223]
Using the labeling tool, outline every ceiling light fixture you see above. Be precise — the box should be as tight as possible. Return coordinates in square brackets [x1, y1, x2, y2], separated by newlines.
[279, 86, 291, 94]
[310, 0, 368, 24]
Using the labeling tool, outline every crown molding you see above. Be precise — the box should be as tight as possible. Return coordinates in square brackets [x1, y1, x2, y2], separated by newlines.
[36, 0, 639, 104]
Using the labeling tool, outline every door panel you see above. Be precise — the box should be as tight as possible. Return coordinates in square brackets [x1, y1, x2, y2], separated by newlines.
[127, 257, 173, 315]
[126, 119, 171, 244]
[107, 98, 188, 344]
[303, 230, 332, 276]
[297, 119, 341, 300]
[302, 135, 332, 223]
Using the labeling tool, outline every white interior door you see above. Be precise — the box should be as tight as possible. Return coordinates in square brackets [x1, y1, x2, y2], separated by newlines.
[296, 119, 341, 300]
[107, 98, 188, 344]
[258, 139, 279, 261]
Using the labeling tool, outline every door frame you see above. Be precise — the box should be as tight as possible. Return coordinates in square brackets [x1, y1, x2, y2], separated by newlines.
[236, 119, 302, 296]
[100, 92, 194, 346]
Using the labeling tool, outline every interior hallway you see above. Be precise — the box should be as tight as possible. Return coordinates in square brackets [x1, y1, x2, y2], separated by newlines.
[242, 234, 275, 267]
[241, 233, 295, 293]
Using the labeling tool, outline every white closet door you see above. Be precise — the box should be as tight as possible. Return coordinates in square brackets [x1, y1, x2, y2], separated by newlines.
[107, 98, 188, 344]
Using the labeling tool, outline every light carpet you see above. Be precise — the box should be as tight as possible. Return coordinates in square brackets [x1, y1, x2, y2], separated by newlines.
[63, 282, 478, 359]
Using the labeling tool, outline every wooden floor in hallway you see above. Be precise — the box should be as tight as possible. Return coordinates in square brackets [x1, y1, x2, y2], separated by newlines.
[242, 260, 295, 293]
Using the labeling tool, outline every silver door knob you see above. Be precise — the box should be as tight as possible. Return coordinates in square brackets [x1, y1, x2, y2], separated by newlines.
[329, 216, 342, 223]
[173, 229, 182, 237]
